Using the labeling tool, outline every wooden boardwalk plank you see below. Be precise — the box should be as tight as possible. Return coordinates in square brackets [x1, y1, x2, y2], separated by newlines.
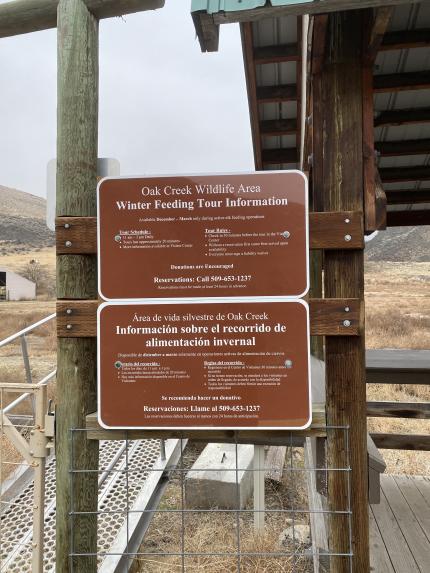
[394, 475, 430, 541]
[381, 475, 429, 572]
[371, 483, 420, 573]
[369, 508, 395, 573]
[413, 476, 430, 503]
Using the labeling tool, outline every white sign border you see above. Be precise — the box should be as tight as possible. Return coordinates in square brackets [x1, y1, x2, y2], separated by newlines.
[96, 170, 310, 302]
[97, 298, 312, 431]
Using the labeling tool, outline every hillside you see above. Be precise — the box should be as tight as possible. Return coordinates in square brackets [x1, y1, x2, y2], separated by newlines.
[0, 186, 54, 255]
[365, 225, 430, 262]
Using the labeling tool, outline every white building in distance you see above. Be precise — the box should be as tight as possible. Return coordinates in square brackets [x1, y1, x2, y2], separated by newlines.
[0, 269, 36, 301]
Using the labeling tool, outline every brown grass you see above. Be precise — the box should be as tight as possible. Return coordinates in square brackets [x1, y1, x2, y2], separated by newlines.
[133, 446, 312, 573]
[365, 261, 430, 475]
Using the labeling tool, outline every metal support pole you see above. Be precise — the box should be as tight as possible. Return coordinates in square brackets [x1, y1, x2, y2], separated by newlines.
[20, 335, 35, 418]
[31, 385, 48, 573]
[253, 445, 265, 531]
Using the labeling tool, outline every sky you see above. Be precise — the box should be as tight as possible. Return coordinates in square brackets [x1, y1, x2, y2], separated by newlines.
[0, 1, 254, 199]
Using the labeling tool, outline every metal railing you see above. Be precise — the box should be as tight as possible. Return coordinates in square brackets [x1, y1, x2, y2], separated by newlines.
[0, 314, 57, 573]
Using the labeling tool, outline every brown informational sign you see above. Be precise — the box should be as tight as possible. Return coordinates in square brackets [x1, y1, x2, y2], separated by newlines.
[97, 172, 308, 300]
[98, 300, 311, 429]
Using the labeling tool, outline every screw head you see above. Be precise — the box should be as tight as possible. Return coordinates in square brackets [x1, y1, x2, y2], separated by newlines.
[344, 234, 352, 242]
[344, 306, 350, 313]
[66, 324, 72, 330]
[114, 361, 123, 369]
[114, 235, 122, 243]
[282, 231, 291, 239]
[345, 218, 350, 224]
[64, 223, 70, 229]
[285, 359, 293, 369]
[343, 320, 351, 327]
[65, 240, 72, 247]
[66, 309, 72, 315]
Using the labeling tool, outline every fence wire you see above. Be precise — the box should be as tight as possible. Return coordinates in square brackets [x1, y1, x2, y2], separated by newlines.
[69, 426, 353, 573]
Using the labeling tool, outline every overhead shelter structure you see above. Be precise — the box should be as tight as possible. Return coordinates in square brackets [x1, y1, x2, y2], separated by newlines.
[192, 1, 430, 571]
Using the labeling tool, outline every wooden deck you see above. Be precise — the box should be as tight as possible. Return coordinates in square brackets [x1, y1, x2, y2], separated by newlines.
[370, 474, 430, 572]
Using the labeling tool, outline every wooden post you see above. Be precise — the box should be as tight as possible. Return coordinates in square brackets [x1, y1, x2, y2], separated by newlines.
[55, 1, 99, 571]
[321, 11, 369, 572]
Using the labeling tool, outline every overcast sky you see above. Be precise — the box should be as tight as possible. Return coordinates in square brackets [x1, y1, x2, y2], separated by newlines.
[0, 1, 254, 199]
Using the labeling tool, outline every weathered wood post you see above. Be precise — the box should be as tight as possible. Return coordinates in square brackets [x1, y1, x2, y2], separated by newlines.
[319, 11, 369, 572]
[56, 1, 99, 571]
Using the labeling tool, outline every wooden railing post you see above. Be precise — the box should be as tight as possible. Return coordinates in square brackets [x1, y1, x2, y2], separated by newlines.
[55, 1, 99, 571]
[319, 10, 369, 573]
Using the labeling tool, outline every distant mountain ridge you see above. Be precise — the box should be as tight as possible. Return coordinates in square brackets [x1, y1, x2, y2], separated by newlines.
[0, 186, 54, 255]
[365, 225, 430, 262]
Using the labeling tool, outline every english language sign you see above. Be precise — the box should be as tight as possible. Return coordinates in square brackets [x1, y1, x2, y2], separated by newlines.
[97, 172, 308, 300]
[98, 300, 311, 429]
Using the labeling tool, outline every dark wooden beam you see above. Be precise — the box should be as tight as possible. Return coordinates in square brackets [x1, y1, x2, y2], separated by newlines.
[374, 170, 387, 230]
[367, 401, 430, 419]
[375, 138, 430, 157]
[364, 7, 393, 63]
[322, 11, 369, 571]
[363, 65, 378, 231]
[386, 189, 430, 205]
[381, 28, 430, 51]
[311, 14, 329, 75]
[262, 147, 298, 165]
[380, 165, 430, 183]
[386, 209, 430, 227]
[254, 42, 299, 64]
[260, 118, 297, 136]
[241, 23, 262, 170]
[374, 70, 430, 92]
[375, 107, 430, 127]
[371, 433, 430, 451]
[257, 83, 297, 103]
[192, 11, 219, 53]
[0, 0, 164, 38]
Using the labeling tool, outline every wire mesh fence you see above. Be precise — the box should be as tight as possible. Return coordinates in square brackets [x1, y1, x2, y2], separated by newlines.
[69, 426, 353, 573]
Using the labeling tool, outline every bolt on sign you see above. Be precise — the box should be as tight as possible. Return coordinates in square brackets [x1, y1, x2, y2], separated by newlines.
[97, 172, 309, 300]
[98, 300, 311, 429]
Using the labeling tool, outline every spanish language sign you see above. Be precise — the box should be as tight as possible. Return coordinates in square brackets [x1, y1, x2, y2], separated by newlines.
[98, 300, 311, 429]
[97, 172, 308, 300]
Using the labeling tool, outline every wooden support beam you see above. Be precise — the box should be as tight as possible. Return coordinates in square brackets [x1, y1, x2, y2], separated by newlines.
[375, 138, 430, 157]
[0, 0, 164, 38]
[386, 209, 430, 227]
[371, 433, 430, 451]
[380, 165, 430, 183]
[260, 118, 297, 136]
[385, 189, 430, 205]
[254, 42, 299, 64]
[367, 401, 430, 419]
[374, 170, 387, 230]
[321, 11, 369, 571]
[363, 64, 378, 231]
[374, 71, 430, 93]
[241, 22, 262, 170]
[364, 7, 393, 63]
[86, 404, 327, 442]
[380, 28, 430, 51]
[311, 14, 329, 75]
[261, 147, 298, 165]
[257, 83, 297, 103]
[56, 1, 99, 571]
[56, 211, 364, 254]
[375, 107, 430, 127]
[56, 298, 364, 338]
